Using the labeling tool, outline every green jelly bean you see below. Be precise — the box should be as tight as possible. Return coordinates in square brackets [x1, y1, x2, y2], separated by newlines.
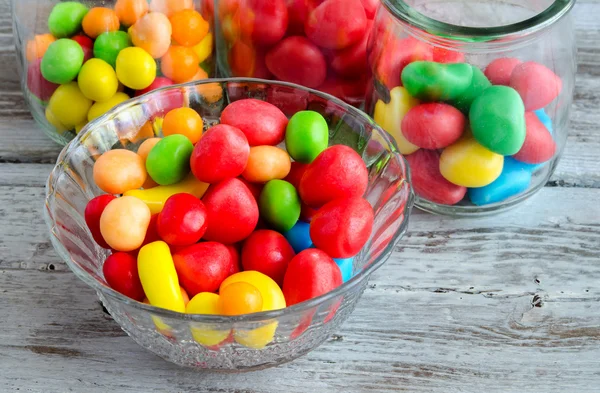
[94, 31, 132, 68]
[451, 66, 492, 113]
[259, 180, 301, 232]
[285, 111, 329, 164]
[48, 2, 89, 38]
[401, 61, 473, 102]
[41, 39, 84, 84]
[146, 135, 194, 185]
[469, 86, 526, 156]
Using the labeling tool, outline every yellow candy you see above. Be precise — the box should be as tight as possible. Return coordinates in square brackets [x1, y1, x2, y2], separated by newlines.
[186, 292, 231, 347]
[440, 136, 504, 188]
[124, 173, 209, 214]
[116, 47, 157, 90]
[373, 86, 420, 155]
[75, 122, 87, 134]
[48, 82, 93, 129]
[45, 107, 69, 134]
[78, 58, 119, 102]
[192, 32, 213, 64]
[88, 92, 130, 122]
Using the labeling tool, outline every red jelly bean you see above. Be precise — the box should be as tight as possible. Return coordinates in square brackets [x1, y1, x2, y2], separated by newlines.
[284, 161, 308, 189]
[202, 178, 259, 244]
[228, 41, 271, 79]
[221, 99, 289, 146]
[141, 213, 161, 247]
[432, 47, 465, 64]
[237, 176, 263, 202]
[238, 0, 288, 47]
[85, 194, 117, 249]
[360, 0, 379, 18]
[265, 85, 310, 117]
[286, 0, 320, 35]
[330, 20, 372, 78]
[405, 149, 467, 205]
[225, 244, 242, 276]
[157, 193, 208, 246]
[513, 112, 556, 164]
[310, 197, 374, 258]
[241, 230, 296, 286]
[173, 242, 233, 295]
[484, 57, 521, 86]
[305, 0, 367, 50]
[510, 61, 562, 111]
[72, 35, 93, 63]
[103, 251, 145, 301]
[317, 74, 369, 107]
[134, 76, 174, 97]
[300, 202, 318, 222]
[282, 248, 342, 306]
[401, 103, 466, 149]
[190, 124, 250, 183]
[27, 59, 59, 101]
[299, 145, 369, 208]
[265, 36, 327, 88]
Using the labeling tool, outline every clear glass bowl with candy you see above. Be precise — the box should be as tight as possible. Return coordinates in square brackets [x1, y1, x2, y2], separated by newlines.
[13, 0, 215, 146]
[366, 0, 576, 216]
[44, 78, 413, 370]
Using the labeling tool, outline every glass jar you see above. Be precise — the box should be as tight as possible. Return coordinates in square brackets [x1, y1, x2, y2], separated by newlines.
[366, 0, 576, 216]
[215, 0, 380, 107]
[13, 0, 216, 145]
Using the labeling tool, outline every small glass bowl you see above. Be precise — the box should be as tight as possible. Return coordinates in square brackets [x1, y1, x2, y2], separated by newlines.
[44, 78, 413, 371]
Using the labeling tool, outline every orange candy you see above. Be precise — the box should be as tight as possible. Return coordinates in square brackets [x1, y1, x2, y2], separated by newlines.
[218, 282, 263, 315]
[26, 34, 56, 62]
[137, 137, 161, 189]
[82, 7, 120, 39]
[130, 12, 172, 59]
[243, 146, 292, 183]
[160, 46, 200, 84]
[149, 0, 194, 17]
[170, 9, 209, 47]
[93, 149, 147, 194]
[100, 196, 151, 252]
[115, 0, 149, 26]
[162, 108, 204, 144]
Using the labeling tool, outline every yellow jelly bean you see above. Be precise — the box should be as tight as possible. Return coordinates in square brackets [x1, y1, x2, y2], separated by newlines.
[373, 86, 420, 155]
[186, 292, 231, 347]
[88, 92, 131, 122]
[45, 107, 69, 134]
[124, 173, 209, 214]
[116, 47, 157, 90]
[48, 82, 93, 129]
[192, 32, 213, 64]
[78, 58, 119, 102]
[100, 196, 151, 251]
[439, 136, 504, 188]
[75, 122, 87, 134]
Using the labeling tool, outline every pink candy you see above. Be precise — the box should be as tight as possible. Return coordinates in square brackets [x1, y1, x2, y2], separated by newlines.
[484, 58, 521, 86]
[513, 112, 556, 164]
[401, 103, 466, 149]
[510, 61, 562, 111]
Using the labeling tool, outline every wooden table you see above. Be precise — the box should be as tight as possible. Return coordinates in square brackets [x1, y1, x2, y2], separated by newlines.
[2, 1, 599, 392]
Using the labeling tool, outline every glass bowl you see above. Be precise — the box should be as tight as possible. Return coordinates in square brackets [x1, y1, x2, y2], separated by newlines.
[44, 78, 413, 371]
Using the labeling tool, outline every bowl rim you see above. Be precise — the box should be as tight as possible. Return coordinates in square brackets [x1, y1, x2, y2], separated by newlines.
[44, 77, 414, 324]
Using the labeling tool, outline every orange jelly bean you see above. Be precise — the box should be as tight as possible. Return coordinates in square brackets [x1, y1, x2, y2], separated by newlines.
[137, 137, 162, 161]
[115, 0, 149, 26]
[149, 0, 193, 17]
[218, 281, 263, 316]
[26, 34, 56, 62]
[130, 12, 172, 59]
[160, 46, 200, 84]
[242, 146, 291, 183]
[170, 9, 209, 47]
[100, 196, 151, 251]
[93, 149, 147, 194]
[82, 7, 120, 39]
[162, 108, 204, 144]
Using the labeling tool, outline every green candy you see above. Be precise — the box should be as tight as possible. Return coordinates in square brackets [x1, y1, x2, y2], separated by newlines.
[451, 66, 492, 113]
[40, 39, 84, 84]
[285, 111, 329, 164]
[401, 61, 473, 102]
[48, 2, 89, 38]
[94, 32, 132, 68]
[259, 180, 301, 232]
[146, 135, 194, 185]
[469, 86, 526, 156]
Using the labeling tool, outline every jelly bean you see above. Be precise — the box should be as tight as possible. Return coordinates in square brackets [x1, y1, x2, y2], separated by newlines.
[259, 180, 301, 232]
[372, 86, 420, 155]
[405, 149, 466, 205]
[87, 92, 130, 122]
[130, 12, 173, 59]
[190, 124, 250, 183]
[72, 35, 94, 63]
[77, 59, 118, 102]
[439, 136, 504, 188]
[26, 34, 56, 62]
[242, 146, 291, 183]
[115, 0, 149, 26]
[305, 0, 367, 50]
[360, 0, 379, 18]
[317, 74, 369, 107]
[137, 241, 186, 312]
[124, 173, 209, 214]
[100, 196, 151, 252]
[228, 43, 271, 79]
[157, 193, 208, 246]
[238, 0, 288, 47]
[299, 145, 368, 208]
[193, 32, 214, 63]
[93, 31, 132, 68]
[116, 47, 157, 90]
[93, 149, 147, 194]
[286, 0, 318, 35]
[282, 249, 342, 306]
[221, 99, 288, 146]
[265, 36, 327, 89]
[48, 2, 89, 38]
[467, 157, 532, 206]
[219, 282, 264, 315]
[512, 112, 556, 164]
[310, 197, 374, 258]
[149, 0, 193, 17]
[284, 221, 313, 253]
[241, 230, 295, 286]
[226, 244, 242, 276]
[510, 61, 562, 111]
[283, 162, 307, 190]
[85, 194, 117, 249]
[41, 39, 84, 84]
[45, 107, 67, 134]
[82, 7, 120, 39]
[221, 271, 286, 311]
[484, 57, 521, 86]
[401, 103, 466, 149]
[170, 9, 209, 47]
[161, 108, 204, 144]
[146, 134, 194, 185]
[103, 252, 146, 301]
[238, 177, 263, 202]
[330, 20, 372, 78]
[285, 111, 329, 164]
[137, 138, 161, 162]
[401, 61, 473, 102]
[432, 47, 465, 64]
[161, 46, 200, 84]
[47, 82, 92, 128]
[469, 85, 526, 155]
[202, 178, 259, 244]
[535, 109, 553, 134]
[141, 213, 161, 247]
[173, 242, 233, 295]
[134, 76, 174, 97]
[27, 59, 59, 101]
[451, 66, 492, 113]
[187, 292, 220, 314]
[186, 292, 231, 347]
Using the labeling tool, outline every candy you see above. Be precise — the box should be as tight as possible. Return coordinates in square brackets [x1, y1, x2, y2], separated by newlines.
[47, 82, 92, 129]
[93, 31, 132, 68]
[401, 61, 473, 102]
[283, 162, 307, 189]
[284, 221, 313, 253]
[141, 213, 161, 247]
[26, 34, 56, 62]
[170, 9, 209, 47]
[100, 196, 151, 252]
[41, 39, 84, 84]
[330, 20, 372, 78]
[510, 61, 563, 111]
[72, 35, 94, 63]
[305, 0, 367, 50]
[226, 245, 242, 276]
[149, 0, 193, 17]
[467, 157, 532, 206]
[87, 92, 130, 122]
[512, 112, 556, 164]
[372, 86, 420, 155]
[238, 0, 289, 47]
[259, 180, 301, 232]
[193, 32, 214, 63]
[221, 99, 288, 146]
[285, 111, 329, 163]
[160, 46, 200, 84]
[186, 292, 231, 346]
[77, 58, 119, 102]
[219, 282, 264, 315]
[162, 107, 204, 144]
[85, 194, 117, 249]
[27, 59, 59, 101]
[115, 47, 156, 90]
[535, 109, 553, 134]
[451, 66, 491, 113]
[242, 146, 291, 183]
[317, 74, 369, 106]
[401, 103, 466, 149]
[265, 36, 327, 88]
[173, 242, 233, 296]
[157, 193, 208, 246]
[484, 57, 521, 86]
[310, 197, 374, 258]
[134, 76, 174, 97]
[334, 258, 353, 283]
[432, 47, 465, 64]
[103, 252, 145, 301]
[48, 2, 89, 38]
[146, 134, 194, 185]
[115, 0, 149, 26]
[242, 230, 295, 286]
[45, 107, 68, 134]
[137, 138, 161, 162]
[129, 12, 172, 59]
[469, 85, 526, 155]
[82, 7, 120, 39]
[93, 149, 147, 195]
[372, 36, 433, 90]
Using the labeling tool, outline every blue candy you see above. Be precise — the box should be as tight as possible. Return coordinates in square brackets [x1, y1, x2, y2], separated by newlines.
[535, 109, 553, 134]
[468, 157, 532, 206]
[334, 258, 353, 283]
[283, 221, 313, 253]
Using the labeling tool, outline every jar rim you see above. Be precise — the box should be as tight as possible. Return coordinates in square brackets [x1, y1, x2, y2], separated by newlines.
[381, 0, 575, 40]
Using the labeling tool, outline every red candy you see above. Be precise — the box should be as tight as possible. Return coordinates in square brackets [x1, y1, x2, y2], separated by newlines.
[305, 0, 367, 50]
[286, 0, 320, 35]
[300, 202, 318, 222]
[134, 76, 174, 97]
[202, 178, 259, 244]
[103, 252, 145, 301]
[513, 112, 556, 164]
[173, 242, 233, 296]
[228, 41, 271, 79]
[237, 176, 263, 201]
[27, 59, 59, 101]
[432, 47, 465, 64]
[310, 197, 374, 258]
[238, 0, 288, 47]
[282, 249, 342, 306]
[157, 193, 208, 246]
[284, 161, 308, 189]
[265, 36, 327, 88]
[360, 0, 379, 18]
[72, 35, 93, 63]
[225, 244, 242, 276]
[317, 74, 369, 106]
[85, 194, 117, 249]
[221, 99, 289, 146]
[241, 230, 296, 285]
[401, 103, 466, 149]
[330, 20, 372, 78]
[510, 61, 562, 111]
[142, 214, 161, 247]
[484, 57, 521, 86]
[190, 124, 250, 183]
[372, 36, 433, 90]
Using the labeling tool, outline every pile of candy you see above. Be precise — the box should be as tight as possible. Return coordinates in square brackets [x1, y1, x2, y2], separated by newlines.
[85, 98, 373, 347]
[26, 0, 212, 136]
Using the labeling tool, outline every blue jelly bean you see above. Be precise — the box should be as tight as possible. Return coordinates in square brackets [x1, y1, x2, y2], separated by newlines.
[468, 157, 532, 206]
[334, 258, 353, 283]
[284, 221, 313, 253]
[535, 109, 553, 134]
